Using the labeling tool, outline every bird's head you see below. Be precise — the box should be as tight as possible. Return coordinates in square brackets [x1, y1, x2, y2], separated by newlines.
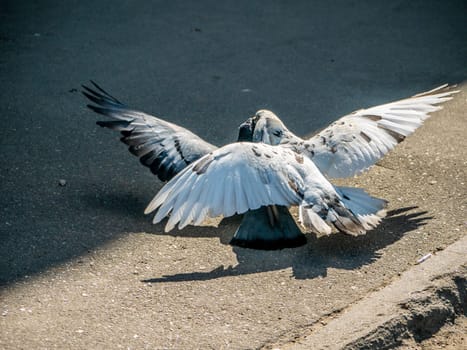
[237, 110, 289, 145]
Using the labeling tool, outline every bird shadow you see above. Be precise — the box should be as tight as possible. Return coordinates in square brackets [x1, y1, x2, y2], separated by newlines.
[142, 206, 431, 283]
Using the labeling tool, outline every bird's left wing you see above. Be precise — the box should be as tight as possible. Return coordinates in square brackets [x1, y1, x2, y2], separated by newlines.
[301, 85, 458, 179]
[144, 142, 316, 232]
[83, 81, 217, 181]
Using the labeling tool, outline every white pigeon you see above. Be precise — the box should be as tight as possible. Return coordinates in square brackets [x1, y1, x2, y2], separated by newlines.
[83, 82, 457, 249]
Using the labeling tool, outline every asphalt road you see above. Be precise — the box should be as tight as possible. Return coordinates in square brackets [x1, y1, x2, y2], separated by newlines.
[1, 1, 466, 349]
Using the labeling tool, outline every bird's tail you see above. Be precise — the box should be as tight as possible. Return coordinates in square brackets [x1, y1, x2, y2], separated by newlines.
[231, 205, 307, 250]
[337, 186, 388, 230]
[299, 186, 387, 236]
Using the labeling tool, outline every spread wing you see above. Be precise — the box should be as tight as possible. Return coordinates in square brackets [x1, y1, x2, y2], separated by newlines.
[144, 142, 336, 232]
[302, 85, 458, 179]
[83, 81, 217, 181]
[144, 142, 388, 236]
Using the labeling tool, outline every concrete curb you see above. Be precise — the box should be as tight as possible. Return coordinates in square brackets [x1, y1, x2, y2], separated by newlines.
[269, 235, 467, 350]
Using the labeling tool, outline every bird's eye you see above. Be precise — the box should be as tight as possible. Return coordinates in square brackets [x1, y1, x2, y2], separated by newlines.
[273, 130, 282, 137]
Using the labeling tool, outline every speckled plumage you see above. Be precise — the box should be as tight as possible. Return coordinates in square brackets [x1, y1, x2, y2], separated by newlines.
[84, 83, 457, 246]
[246, 85, 458, 179]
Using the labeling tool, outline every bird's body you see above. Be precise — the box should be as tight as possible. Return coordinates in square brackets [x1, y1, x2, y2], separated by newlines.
[144, 142, 386, 236]
[83, 82, 457, 249]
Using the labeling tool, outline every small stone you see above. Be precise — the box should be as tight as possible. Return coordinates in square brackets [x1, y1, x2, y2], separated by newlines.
[429, 180, 437, 185]
[58, 179, 67, 186]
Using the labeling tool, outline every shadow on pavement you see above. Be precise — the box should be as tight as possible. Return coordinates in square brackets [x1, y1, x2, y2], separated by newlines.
[142, 207, 431, 282]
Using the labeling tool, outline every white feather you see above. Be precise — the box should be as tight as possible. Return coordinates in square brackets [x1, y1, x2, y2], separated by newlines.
[295, 85, 458, 178]
[146, 143, 354, 232]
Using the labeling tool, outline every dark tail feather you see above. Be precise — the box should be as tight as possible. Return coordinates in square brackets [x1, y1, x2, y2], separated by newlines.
[299, 187, 387, 236]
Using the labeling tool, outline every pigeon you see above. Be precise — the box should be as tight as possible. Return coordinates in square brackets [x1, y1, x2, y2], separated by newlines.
[83, 82, 457, 249]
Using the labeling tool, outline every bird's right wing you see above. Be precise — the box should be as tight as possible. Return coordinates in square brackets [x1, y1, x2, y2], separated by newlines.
[83, 81, 217, 181]
[302, 85, 458, 179]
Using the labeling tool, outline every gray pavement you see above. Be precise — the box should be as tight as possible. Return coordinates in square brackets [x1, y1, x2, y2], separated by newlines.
[1, 1, 466, 349]
[1, 0, 466, 285]
[273, 235, 467, 350]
